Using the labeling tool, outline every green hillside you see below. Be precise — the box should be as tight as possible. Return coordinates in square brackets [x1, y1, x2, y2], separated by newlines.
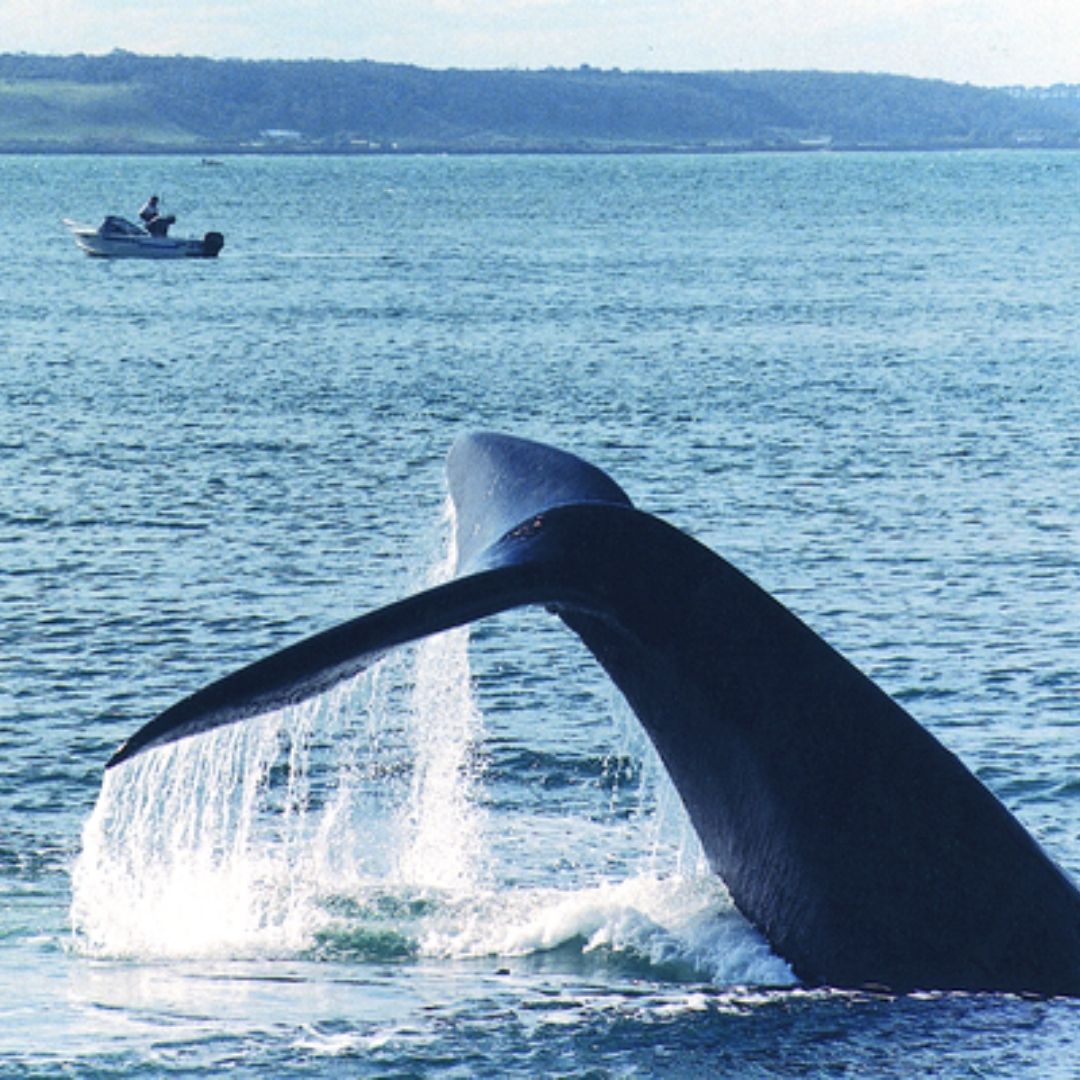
[0, 78, 198, 146]
[2, 52, 1078, 152]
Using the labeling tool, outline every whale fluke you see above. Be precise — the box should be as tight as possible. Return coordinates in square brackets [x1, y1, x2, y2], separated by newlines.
[107, 432, 1080, 996]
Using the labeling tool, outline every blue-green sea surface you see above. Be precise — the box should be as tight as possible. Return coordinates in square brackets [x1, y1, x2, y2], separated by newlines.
[1, 151, 1078, 1076]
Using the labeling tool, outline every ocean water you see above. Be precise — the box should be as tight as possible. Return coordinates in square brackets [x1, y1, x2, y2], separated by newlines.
[2, 150, 1079, 1076]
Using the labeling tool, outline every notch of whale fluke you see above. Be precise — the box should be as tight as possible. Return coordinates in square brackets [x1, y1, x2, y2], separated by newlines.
[106, 432, 1080, 997]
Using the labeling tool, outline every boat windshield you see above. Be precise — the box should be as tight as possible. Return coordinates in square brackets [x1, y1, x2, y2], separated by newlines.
[101, 216, 146, 235]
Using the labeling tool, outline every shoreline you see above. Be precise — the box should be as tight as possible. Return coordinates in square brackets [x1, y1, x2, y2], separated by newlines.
[3, 139, 1079, 156]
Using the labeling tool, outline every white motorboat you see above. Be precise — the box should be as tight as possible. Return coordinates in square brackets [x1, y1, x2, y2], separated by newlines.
[64, 216, 225, 259]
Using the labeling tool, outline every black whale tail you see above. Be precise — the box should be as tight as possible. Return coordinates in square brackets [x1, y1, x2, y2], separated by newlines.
[106, 432, 1080, 997]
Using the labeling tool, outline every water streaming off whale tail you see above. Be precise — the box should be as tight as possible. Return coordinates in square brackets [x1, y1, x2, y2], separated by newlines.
[69, 503, 793, 986]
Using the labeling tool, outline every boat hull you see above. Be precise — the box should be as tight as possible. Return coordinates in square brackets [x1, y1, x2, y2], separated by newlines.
[65, 219, 224, 259]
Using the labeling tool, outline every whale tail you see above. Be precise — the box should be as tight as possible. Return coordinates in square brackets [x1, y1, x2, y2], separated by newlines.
[107, 432, 1080, 996]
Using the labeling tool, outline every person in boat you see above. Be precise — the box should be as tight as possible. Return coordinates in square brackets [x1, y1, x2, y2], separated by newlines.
[138, 194, 161, 225]
[138, 195, 174, 237]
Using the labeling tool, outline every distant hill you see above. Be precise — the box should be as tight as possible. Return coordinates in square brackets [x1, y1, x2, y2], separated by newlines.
[2, 52, 1079, 152]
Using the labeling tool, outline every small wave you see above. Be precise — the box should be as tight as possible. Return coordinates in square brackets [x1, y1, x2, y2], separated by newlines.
[416, 875, 794, 988]
[284, 873, 794, 987]
[305, 924, 418, 963]
[300, 889, 434, 962]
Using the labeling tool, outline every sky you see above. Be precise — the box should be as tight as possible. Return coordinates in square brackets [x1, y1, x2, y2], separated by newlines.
[1, 0, 1078, 87]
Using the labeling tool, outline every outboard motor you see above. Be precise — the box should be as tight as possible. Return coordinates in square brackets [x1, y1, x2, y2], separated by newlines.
[200, 232, 225, 258]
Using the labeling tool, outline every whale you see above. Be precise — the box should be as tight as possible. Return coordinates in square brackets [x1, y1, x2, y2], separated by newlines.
[107, 432, 1080, 997]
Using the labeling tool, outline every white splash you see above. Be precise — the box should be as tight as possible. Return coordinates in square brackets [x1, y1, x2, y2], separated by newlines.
[71, 707, 317, 958]
[393, 626, 485, 892]
[69, 498, 791, 987]
[70, 499, 487, 959]
[418, 873, 790, 985]
[392, 501, 486, 893]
